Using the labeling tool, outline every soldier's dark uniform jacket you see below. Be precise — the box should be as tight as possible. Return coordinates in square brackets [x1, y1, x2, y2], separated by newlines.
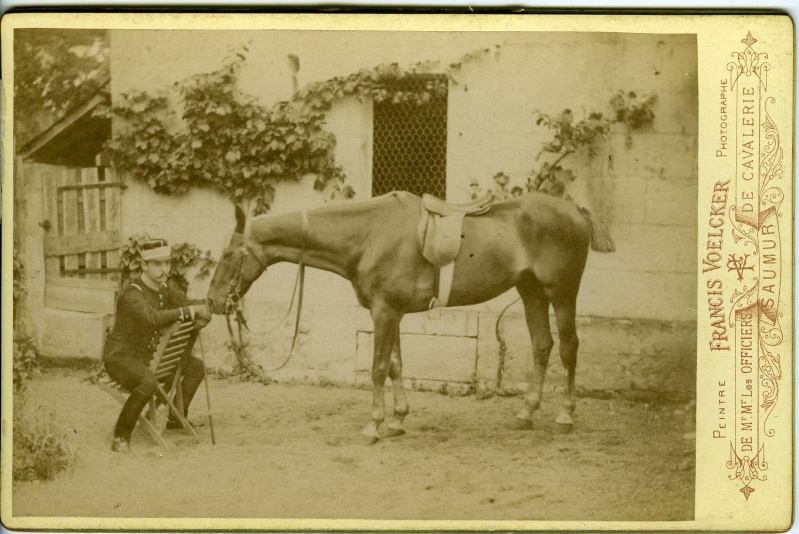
[103, 276, 194, 363]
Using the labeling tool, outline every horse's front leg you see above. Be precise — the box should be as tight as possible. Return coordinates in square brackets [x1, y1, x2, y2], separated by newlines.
[361, 305, 401, 444]
[385, 334, 409, 438]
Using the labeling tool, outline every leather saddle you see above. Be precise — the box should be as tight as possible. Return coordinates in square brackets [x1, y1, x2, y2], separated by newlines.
[416, 192, 494, 309]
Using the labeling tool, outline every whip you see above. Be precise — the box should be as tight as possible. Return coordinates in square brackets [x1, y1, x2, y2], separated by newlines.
[197, 332, 217, 448]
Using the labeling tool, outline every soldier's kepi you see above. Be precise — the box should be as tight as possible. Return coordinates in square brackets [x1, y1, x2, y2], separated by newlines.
[103, 238, 212, 453]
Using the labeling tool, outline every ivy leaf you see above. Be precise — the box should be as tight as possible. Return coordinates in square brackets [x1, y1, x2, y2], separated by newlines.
[191, 139, 203, 149]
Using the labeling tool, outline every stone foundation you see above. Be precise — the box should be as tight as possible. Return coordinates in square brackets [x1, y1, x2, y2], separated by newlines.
[37, 305, 695, 397]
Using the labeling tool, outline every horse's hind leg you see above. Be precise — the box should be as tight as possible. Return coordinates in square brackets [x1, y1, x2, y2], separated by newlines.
[361, 305, 402, 444]
[510, 276, 553, 430]
[385, 335, 409, 438]
[548, 290, 579, 434]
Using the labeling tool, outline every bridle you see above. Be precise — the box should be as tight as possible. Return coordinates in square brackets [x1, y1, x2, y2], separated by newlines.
[225, 211, 308, 372]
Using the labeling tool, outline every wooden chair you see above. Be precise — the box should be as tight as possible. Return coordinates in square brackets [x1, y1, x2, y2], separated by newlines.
[99, 320, 200, 449]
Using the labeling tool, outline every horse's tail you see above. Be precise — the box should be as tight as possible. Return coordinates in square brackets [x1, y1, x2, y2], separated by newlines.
[578, 206, 616, 253]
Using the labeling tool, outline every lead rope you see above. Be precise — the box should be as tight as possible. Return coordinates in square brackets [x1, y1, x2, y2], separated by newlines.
[263, 210, 307, 372]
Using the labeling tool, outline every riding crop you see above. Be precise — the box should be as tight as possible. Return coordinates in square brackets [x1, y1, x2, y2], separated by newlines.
[197, 332, 217, 448]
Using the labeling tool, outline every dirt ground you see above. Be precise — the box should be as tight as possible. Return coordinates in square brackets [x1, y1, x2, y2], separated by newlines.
[12, 368, 695, 522]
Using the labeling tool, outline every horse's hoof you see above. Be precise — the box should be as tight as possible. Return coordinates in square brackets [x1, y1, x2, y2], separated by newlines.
[360, 434, 380, 446]
[384, 427, 406, 439]
[553, 422, 574, 434]
[507, 417, 534, 431]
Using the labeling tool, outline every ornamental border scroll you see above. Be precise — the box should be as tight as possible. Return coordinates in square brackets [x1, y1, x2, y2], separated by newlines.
[724, 32, 784, 501]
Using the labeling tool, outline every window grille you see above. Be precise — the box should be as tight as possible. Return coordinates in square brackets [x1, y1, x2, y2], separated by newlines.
[372, 74, 448, 199]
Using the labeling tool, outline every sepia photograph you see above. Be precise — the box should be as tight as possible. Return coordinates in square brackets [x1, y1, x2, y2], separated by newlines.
[1, 12, 791, 531]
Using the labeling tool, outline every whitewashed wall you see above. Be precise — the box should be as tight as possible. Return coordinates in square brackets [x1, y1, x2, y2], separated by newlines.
[104, 30, 698, 391]
[112, 31, 697, 319]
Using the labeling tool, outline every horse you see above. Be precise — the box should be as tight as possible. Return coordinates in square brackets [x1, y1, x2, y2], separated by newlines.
[206, 191, 615, 444]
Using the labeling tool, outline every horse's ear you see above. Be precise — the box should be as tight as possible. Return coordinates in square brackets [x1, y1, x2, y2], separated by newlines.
[234, 205, 246, 234]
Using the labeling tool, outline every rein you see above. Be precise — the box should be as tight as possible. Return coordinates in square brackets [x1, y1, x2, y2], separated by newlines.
[227, 211, 307, 373]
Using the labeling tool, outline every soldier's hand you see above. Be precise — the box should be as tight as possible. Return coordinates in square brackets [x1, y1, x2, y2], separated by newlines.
[195, 316, 211, 330]
[194, 304, 211, 320]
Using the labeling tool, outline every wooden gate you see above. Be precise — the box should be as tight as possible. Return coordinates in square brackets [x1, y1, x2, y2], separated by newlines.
[41, 165, 123, 314]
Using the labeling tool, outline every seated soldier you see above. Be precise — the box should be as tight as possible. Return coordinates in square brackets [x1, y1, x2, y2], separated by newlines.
[104, 238, 212, 453]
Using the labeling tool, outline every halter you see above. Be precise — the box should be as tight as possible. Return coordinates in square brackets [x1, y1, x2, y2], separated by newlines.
[226, 211, 308, 372]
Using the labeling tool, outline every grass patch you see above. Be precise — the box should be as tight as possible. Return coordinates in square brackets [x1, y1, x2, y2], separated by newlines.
[13, 401, 79, 482]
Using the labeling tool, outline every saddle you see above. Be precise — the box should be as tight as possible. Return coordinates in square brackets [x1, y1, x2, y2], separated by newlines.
[416, 192, 494, 308]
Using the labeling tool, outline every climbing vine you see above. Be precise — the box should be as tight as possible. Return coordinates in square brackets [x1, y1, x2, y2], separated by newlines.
[104, 47, 348, 214]
[118, 234, 216, 295]
[13, 239, 41, 394]
[471, 90, 658, 202]
[104, 43, 503, 214]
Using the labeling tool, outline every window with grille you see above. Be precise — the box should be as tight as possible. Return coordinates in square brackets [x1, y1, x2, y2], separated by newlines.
[372, 74, 448, 198]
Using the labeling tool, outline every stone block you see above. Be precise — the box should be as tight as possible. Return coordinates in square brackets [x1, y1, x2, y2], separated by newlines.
[355, 332, 372, 372]
[646, 179, 698, 227]
[36, 309, 111, 360]
[649, 90, 699, 137]
[492, 311, 536, 385]
[677, 238, 698, 274]
[356, 333, 477, 383]
[239, 303, 358, 374]
[585, 224, 694, 274]
[301, 306, 358, 372]
[475, 311, 501, 385]
[357, 309, 477, 337]
[587, 225, 684, 273]
[268, 366, 356, 387]
[424, 309, 478, 337]
[608, 134, 697, 188]
[194, 319, 236, 370]
[400, 313, 427, 335]
[355, 308, 373, 332]
[614, 37, 698, 96]
[609, 195, 648, 225]
[579, 269, 697, 321]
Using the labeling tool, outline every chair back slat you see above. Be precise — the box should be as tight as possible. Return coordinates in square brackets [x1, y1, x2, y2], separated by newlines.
[162, 342, 189, 355]
[150, 320, 198, 380]
[156, 368, 179, 380]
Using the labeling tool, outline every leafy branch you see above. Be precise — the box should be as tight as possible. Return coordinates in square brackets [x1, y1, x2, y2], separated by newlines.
[118, 234, 216, 295]
[472, 90, 658, 201]
[105, 43, 504, 213]
[13, 239, 40, 393]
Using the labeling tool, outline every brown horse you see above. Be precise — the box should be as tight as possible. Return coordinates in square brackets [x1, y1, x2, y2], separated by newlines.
[207, 191, 615, 443]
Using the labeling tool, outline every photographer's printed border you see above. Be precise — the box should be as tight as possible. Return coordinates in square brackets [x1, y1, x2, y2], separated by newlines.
[1, 12, 794, 532]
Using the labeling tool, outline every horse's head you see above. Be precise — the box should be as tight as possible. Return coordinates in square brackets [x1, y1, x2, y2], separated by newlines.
[207, 205, 268, 315]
